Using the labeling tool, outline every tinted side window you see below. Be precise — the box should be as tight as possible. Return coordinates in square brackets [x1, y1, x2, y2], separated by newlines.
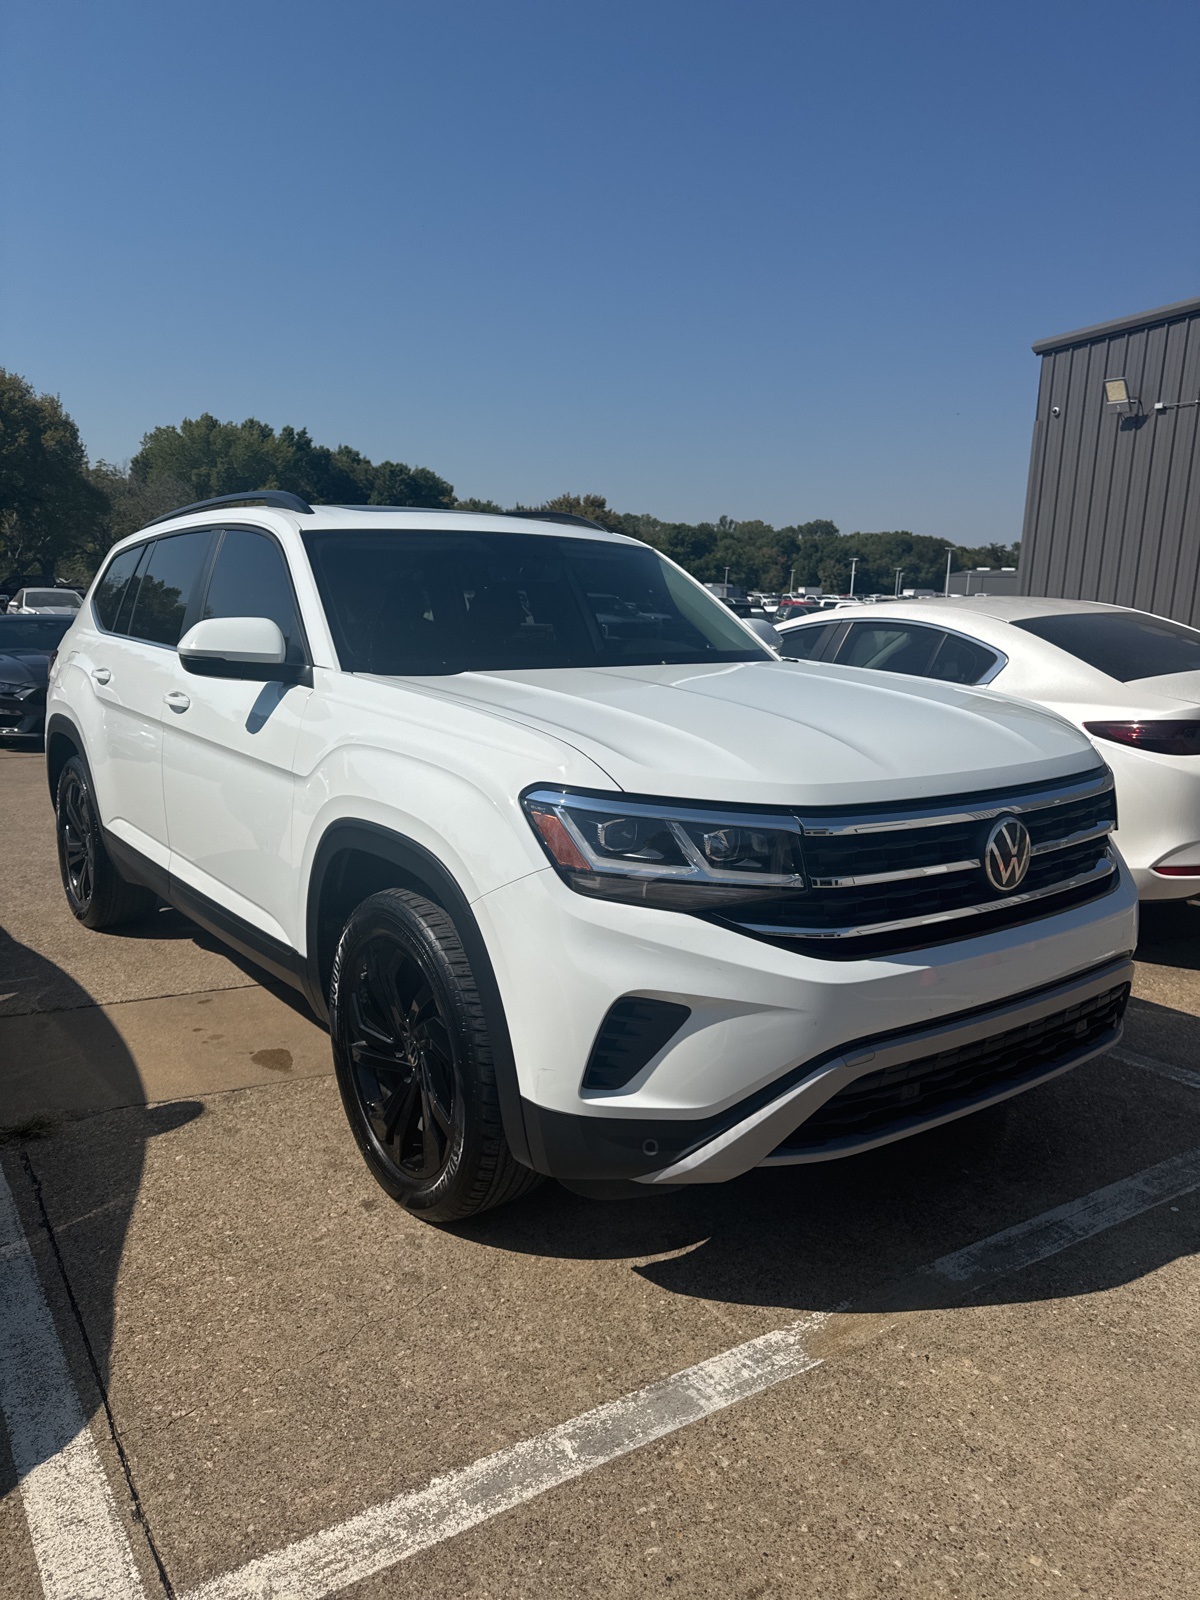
[127, 532, 212, 646]
[835, 621, 941, 676]
[779, 622, 839, 660]
[926, 632, 1000, 685]
[92, 545, 144, 631]
[1013, 612, 1200, 683]
[202, 529, 305, 664]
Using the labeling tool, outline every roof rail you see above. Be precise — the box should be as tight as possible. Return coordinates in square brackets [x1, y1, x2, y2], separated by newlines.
[503, 510, 611, 532]
[143, 490, 314, 528]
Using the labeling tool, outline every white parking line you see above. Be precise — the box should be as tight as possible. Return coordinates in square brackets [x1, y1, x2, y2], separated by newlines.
[930, 1143, 1200, 1284]
[185, 1314, 827, 1600]
[1112, 1046, 1200, 1092]
[182, 1142, 1200, 1600]
[0, 1167, 146, 1600]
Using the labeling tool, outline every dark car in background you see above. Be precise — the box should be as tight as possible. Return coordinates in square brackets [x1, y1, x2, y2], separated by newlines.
[0, 615, 73, 743]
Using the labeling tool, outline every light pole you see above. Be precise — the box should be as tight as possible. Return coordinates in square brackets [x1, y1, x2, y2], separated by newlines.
[724, 566, 731, 589]
[789, 566, 796, 596]
[894, 567, 903, 597]
[848, 557, 858, 598]
[943, 546, 953, 597]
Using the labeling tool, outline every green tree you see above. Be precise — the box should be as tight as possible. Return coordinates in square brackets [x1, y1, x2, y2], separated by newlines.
[523, 492, 627, 533]
[88, 462, 190, 546]
[130, 414, 454, 509]
[455, 496, 505, 513]
[0, 370, 108, 582]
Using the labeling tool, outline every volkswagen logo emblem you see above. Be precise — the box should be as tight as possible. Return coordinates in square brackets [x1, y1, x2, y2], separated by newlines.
[983, 816, 1032, 893]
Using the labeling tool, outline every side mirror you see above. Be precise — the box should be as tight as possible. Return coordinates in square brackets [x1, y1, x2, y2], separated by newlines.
[177, 617, 294, 680]
[741, 616, 783, 653]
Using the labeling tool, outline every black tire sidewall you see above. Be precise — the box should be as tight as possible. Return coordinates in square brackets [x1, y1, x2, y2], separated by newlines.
[55, 756, 98, 921]
[329, 891, 494, 1216]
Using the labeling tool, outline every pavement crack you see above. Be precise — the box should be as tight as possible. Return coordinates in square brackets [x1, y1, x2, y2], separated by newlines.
[19, 1147, 177, 1598]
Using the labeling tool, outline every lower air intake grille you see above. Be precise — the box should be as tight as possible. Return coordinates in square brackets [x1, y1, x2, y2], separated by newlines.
[582, 998, 692, 1091]
[773, 980, 1129, 1155]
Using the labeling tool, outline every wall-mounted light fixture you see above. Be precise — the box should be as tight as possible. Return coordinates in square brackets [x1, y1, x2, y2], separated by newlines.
[1104, 376, 1139, 413]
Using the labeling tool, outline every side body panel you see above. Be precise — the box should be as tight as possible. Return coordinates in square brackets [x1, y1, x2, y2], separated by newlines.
[161, 669, 312, 945]
[56, 630, 174, 867]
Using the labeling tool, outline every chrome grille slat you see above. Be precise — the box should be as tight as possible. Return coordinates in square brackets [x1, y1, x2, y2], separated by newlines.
[1031, 820, 1115, 856]
[810, 857, 980, 890]
[796, 771, 1114, 838]
[735, 858, 1116, 943]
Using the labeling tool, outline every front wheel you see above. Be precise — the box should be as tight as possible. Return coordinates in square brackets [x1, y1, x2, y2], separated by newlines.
[328, 888, 540, 1222]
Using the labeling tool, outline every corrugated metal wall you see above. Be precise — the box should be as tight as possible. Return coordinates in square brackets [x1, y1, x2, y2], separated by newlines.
[1020, 298, 1200, 625]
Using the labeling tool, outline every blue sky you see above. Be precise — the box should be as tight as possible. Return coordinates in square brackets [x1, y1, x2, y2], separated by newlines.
[3, 0, 1197, 541]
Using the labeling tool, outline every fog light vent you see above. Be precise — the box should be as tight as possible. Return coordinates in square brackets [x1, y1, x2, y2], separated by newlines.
[582, 998, 692, 1091]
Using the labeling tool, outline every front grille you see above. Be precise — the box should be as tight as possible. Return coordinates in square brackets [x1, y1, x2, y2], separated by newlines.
[715, 770, 1118, 958]
[773, 980, 1129, 1156]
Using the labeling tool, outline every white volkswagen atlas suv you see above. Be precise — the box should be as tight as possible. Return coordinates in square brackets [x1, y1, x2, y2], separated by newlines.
[44, 492, 1137, 1220]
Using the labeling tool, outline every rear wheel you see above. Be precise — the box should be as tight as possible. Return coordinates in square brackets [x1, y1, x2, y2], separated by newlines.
[329, 888, 540, 1222]
[55, 756, 157, 929]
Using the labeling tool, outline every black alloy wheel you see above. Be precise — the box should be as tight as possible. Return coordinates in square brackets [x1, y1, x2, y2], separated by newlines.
[346, 936, 458, 1184]
[54, 755, 157, 929]
[329, 888, 541, 1221]
[58, 764, 96, 910]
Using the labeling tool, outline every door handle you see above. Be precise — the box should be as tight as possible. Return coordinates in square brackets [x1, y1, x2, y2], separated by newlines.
[164, 691, 191, 713]
[91, 667, 112, 685]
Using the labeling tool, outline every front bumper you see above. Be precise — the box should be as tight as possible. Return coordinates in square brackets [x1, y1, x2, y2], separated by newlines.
[0, 690, 45, 739]
[472, 862, 1138, 1185]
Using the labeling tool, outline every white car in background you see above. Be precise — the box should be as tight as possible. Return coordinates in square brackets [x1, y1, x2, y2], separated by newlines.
[778, 595, 1200, 899]
[7, 587, 83, 616]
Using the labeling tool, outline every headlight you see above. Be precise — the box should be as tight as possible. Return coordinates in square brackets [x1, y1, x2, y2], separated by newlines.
[522, 787, 806, 908]
[0, 682, 37, 698]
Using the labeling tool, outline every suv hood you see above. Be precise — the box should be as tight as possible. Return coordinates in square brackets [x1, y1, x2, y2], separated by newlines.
[396, 659, 1102, 805]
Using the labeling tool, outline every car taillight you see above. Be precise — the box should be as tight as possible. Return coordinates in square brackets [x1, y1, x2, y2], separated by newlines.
[1084, 720, 1200, 757]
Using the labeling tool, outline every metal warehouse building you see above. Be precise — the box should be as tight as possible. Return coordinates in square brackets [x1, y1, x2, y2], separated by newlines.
[1020, 295, 1200, 624]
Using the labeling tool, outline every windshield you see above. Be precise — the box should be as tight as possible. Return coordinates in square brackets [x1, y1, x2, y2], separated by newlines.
[1013, 611, 1200, 683]
[0, 616, 73, 650]
[23, 589, 79, 607]
[302, 529, 769, 674]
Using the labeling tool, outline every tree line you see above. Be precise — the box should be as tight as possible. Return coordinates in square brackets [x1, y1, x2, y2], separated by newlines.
[1, 370, 1017, 594]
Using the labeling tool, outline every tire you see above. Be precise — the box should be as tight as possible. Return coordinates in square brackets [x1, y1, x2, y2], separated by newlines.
[55, 755, 157, 929]
[329, 888, 541, 1222]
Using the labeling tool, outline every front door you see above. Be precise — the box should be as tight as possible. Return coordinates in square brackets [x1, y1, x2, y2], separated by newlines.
[159, 526, 311, 947]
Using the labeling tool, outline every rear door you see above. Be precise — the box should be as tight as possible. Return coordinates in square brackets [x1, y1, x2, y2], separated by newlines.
[159, 525, 312, 946]
[71, 530, 214, 868]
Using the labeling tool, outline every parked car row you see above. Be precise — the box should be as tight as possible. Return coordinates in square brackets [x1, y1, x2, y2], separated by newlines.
[0, 586, 83, 615]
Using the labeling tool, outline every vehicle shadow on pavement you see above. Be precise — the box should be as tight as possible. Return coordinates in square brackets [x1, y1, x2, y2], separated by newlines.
[462, 914, 1200, 1315]
[458, 1036, 1200, 1321]
[0, 928, 201, 1488]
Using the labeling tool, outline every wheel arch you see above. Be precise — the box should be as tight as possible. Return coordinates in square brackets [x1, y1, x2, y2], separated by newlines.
[45, 712, 86, 802]
[306, 820, 532, 1168]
